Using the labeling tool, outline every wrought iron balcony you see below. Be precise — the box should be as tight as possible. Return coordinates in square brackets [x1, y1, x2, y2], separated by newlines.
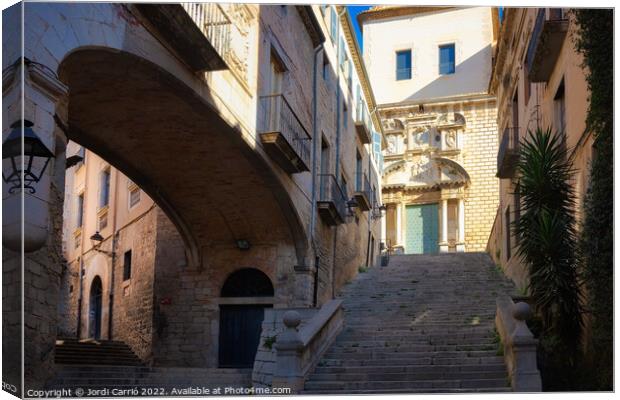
[259, 94, 312, 174]
[136, 3, 231, 72]
[317, 174, 347, 226]
[526, 8, 569, 82]
[497, 127, 520, 179]
[354, 172, 372, 212]
[354, 103, 372, 144]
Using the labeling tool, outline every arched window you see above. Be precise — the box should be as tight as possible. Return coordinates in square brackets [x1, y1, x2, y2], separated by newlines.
[221, 268, 274, 297]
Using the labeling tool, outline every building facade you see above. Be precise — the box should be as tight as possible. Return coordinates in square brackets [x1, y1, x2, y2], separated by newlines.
[486, 8, 592, 289]
[3, 3, 385, 389]
[360, 6, 500, 254]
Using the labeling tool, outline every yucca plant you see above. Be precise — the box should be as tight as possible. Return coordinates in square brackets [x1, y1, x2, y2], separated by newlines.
[513, 127, 583, 364]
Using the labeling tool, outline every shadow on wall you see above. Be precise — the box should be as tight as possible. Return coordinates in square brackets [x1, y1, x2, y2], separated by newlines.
[404, 44, 492, 102]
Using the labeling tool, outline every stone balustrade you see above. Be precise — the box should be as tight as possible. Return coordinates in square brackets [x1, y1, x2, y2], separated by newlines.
[252, 300, 343, 392]
[495, 296, 542, 392]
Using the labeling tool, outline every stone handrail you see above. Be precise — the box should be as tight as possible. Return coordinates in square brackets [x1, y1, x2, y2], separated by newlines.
[271, 299, 343, 393]
[495, 296, 542, 392]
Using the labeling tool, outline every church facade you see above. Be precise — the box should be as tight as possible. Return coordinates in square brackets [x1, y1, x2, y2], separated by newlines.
[360, 6, 500, 253]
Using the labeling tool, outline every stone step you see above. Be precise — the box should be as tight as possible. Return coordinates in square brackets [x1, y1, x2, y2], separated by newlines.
[304, 378, 510, 391]
[308, 370, 507, 382]
[304, 253, 513, 394]
[303, 387, 512, 394]
[325, 347, 500, 357]
[313, 363, 507, 375]
[329, 344, 499, 353]
[318, 356, 505, 367]
[55, 366, 251, 374]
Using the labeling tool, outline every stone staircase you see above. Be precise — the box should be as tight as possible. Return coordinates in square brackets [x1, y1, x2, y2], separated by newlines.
[49, 338, 252, 392]
[54, 338, 143, 366]
[303, 252, 517, 394]
[47, 365, 252, 393]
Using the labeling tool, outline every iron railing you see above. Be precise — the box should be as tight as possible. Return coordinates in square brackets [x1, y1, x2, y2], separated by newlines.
[259, 94, 312, 168]
[318, 174, 347, 221]
[182, 3, 231, 61]
[497, 127, 520, 175]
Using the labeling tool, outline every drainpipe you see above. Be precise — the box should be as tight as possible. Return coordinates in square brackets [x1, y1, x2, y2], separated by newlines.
[310, 43, 324, 307]
[107, 170, 120, 340]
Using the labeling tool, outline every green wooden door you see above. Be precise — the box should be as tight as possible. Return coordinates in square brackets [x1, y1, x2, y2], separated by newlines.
[405, 204, 439, 254]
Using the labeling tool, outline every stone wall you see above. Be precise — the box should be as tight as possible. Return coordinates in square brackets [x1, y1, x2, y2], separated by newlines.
[458, 99, 500, 252]
[2, 253, 23, 396]
[110, 207, 158, 362]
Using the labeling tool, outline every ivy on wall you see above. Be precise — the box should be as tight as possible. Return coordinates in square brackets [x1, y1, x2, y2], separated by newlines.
[573, 8, 613, 390]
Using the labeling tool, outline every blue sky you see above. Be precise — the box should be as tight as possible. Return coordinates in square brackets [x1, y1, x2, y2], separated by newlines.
[347, 5, 372, 50]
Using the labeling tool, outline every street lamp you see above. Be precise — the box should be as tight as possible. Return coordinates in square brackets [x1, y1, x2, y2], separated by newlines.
[90, 231, 113, 256]
[2, 120, 54, 194]
[371, 203, 387, 220]
[346, 197, 359, 217]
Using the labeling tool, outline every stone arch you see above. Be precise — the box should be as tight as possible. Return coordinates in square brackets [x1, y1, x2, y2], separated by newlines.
[435, 157, 471, 187]
[221, 268, 275, 298]
[56, 46, 308, 270]
[88, 276, 104, 339]
[15, 3, 309, 270]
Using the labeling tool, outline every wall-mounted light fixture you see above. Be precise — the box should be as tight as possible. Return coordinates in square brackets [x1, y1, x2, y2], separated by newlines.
[236, 239, 251, 250]
[346, 197, 359, 217]
[89, 231, 113, 257]
[371, 203, 387, 220]
[2, 120, 54, 194]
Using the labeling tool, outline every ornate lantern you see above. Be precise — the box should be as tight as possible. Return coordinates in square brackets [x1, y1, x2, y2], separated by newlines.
[2, 120, 54, 194]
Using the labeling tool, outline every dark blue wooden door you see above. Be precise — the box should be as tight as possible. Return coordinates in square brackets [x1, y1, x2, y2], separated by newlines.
[218, 305, 270, 368]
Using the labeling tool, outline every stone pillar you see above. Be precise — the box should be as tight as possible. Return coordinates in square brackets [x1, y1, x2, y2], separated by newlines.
[456, 198, 465, 252]
[272, 311, 305, 393]
[396, 202, 402, 247]
[439, 199, 449, 252]
[510, 302, 542, 391]
[2, 58, 69, 392]
[380, 207, 387, 243]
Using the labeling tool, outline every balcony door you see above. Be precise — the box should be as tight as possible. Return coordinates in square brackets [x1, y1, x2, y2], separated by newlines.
[267, 52, 285, 131]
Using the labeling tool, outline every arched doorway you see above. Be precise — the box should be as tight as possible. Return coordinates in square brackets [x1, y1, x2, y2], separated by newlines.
[88, 276, 103, 340]
[218, 268, 274, 368]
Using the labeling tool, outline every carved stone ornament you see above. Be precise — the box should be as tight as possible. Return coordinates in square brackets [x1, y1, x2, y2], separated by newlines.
[445, 130, 457, 148]
[409, 155, 436, 184]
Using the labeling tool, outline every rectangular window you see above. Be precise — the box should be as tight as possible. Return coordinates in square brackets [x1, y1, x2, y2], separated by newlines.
[98, 212, 108, 231]
[74, 232, 81, 249]
[76, 193, 84, 228]
[342, 101, 348, 129]
[355, 151, 362, 191]
[99, 168, 110, 208]
[123, 250, 132, 281]
[339, 38, 347, 69]
[129, 186, 141, 208]
[396, 50, 412, 80]
[439, 44, 455, 75]
[320, 135, 330, 175]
